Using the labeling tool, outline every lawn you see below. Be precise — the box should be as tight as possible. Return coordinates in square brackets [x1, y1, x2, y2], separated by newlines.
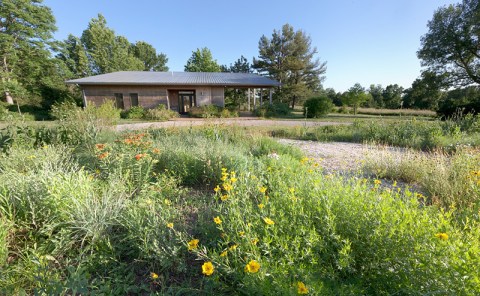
[1, 112, 479, 294]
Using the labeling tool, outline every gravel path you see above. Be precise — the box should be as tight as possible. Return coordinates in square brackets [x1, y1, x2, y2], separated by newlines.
[117, 117, 348, 131]
[277, 139, 408, 174]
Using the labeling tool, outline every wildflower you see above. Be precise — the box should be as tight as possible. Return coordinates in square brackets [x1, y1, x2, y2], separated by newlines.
[214, 185, 221, 193]
[435, 232, 449, 240]
[95, 143, 106, 150]
[135, 153, 145, 161]
[251, 238, 259, 245]
[244, 260, 260, 273]
[202, 261, 214, 276]
[297, 281, 308, 294]
[289, 187, 295, 194]
[145, 199, 153, 205]
[188, 239, 199, 251]
[167, 223, 174, 229]
[221, 175, 228, 181]
[263, 217, 275, 225]
[238, 231, 245, 236]
[229, 244, 238, 251]
[150, 272, 159, 280]
[221, 194, 228, 201]
[164, 199, 172, 206]
[152, 148, 160, 154]
[98, 152, 109, 160]
[221, 167, 227, 172]
[230, 177, 237, 183]
[220, 251, 228, 257]
[259, 186, 267, 194]
[223, 183, 233, 191]
[258, 203, 265, 209]
[268, 152, 279, 159]
[313, 163, 319, 167]
[214, 216, 222, 224]
[374, 179, 382, 185]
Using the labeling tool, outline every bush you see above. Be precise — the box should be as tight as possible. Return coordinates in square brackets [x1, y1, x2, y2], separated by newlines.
[121, 106, 145, 119]
[189, 105, 238, 118]
[303, 96, 333, 118]
[143, 104, 178, 121]
[254, 102, 291, 118]
[49, 101, 82, 120]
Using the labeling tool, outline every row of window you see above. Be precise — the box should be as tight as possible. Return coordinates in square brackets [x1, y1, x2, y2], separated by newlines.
[114, 93, 138, 109]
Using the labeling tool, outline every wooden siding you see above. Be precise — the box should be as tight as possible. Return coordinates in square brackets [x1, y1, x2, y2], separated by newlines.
[81, 85, 225, 111]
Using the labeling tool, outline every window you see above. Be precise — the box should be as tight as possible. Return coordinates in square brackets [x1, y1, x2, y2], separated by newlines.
[130, 93, 139, 107]
[114, 93, 124, 109]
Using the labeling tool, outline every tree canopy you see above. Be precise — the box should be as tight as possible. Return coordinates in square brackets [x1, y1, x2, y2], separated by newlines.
[341, 83, 371, 115]
[418, 0, 480, 86]
[253, 24, 327, 108]
[184, 48, 221, 72]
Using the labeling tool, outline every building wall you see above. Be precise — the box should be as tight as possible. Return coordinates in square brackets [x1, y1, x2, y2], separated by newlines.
[81, 85, 225, 111]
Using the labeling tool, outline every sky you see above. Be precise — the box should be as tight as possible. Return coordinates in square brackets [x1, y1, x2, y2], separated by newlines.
[43, 0, 458, 92]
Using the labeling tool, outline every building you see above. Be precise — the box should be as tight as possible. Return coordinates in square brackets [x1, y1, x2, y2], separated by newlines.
[66, 71, 280, 113]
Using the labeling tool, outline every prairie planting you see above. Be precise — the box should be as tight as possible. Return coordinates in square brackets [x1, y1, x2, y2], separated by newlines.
[0, 117, 479, 295]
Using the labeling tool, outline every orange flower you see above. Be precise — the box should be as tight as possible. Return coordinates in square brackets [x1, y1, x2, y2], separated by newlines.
[95, 143, 105, 150]
[135, 153, 145, 161]
[152, 148, 160, 154]
[98, 152, 109, 160]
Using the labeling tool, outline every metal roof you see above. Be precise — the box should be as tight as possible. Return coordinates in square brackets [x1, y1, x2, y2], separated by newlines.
[66, 71, 280, 87]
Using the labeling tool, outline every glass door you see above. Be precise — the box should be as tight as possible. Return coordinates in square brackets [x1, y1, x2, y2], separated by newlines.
[178, 91, 195, 113]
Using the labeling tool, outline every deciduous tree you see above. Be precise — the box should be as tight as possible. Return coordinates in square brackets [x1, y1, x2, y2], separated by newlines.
[184, 47, 221, 72]
[132, 41, 168, 71]
[341, 83, 371, 115]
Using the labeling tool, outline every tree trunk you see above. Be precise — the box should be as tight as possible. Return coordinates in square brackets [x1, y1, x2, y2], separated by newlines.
[4, 91, 14, 105]
[291, 96, 296, 109]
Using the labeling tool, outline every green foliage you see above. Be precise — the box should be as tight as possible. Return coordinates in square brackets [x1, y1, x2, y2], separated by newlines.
[49, 100, 82, 120]
[143, 104, 178, 121]
[341, 83, 371, 115]
[132, 41, 169, 71]
[189, 105, 238, 118]
[418, 0, 480, 86]
[303, 96, 333, 118]
[254, 102, 291, 118]
[184, 47, 221, 72]
[253, 24, 326, 108]
[121, 106, 145, 119]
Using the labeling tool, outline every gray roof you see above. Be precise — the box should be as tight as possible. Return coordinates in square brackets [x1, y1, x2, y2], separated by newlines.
[66, 71, 280, 87]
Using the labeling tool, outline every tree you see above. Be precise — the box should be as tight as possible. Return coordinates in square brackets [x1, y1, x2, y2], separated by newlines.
[184, 47, 221, 72]
[341, 83, 371, 115]
[56, 34, 91, 78]
[80, 14, 144, 74]
[403, 71, 444, 110]
[418, 0, 480, 86]
[253, 24, 327, 109]
[382, 84, 404, 109]
[222, 55, 252, 109]
[132, 41, 168, 71]
[303, 96, 333, 118]
[0, 0, 56, 104]
[368, 84, 384, 108]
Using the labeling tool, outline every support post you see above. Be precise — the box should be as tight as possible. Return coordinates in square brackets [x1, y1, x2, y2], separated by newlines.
[269, 88, 273, 104]
[247, 88, 251, 111]
[167, 91, 170, 110]
[82, 89, 87, 108]
[260, 88, 263, 106]
[253, 88, 256, 110]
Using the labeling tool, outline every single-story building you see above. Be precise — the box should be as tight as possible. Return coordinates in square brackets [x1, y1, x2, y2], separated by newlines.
[66, 71, 280, 113]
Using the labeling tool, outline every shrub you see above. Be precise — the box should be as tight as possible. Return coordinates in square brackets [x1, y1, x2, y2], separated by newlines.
[303, 96, 334, 118]
[143, 104, 178, 121]
[189, 105, 238, 118]
[254, 102, 291, 117]
[121, 106, 145, 119]
[49, 101, 81, 120]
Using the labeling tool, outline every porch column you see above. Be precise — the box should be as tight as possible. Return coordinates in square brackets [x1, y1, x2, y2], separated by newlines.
[253, 88, 256, 110]
[82, 89, 87, 108]
[166, 91, 170, 110]
[260, 88, 263, 106]
[269, 88, 273, 105]
[247, 88, 251, 111]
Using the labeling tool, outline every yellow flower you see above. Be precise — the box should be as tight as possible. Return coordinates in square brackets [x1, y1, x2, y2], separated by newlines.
[259, 186, 267, 194]
[374, 179, 382, 185]
[258, 203, 265, 209]
[167, 223, 174, 229]
[238, 231, 245, 236]
[230, 177, 237, 183]
[220, 175, 228, 181]
[297, 281, 308, 294]
[220, 250, 228, 257]
[214, 185, 221, 193]
[251, 238, 259, 245]
[263, 217, 275, 225]
[289, 187, 295, 194]
[435, 232, 449, 240]
[221, 167, 227, 172]
[188, 239, 199, 251]
[223, 183, 233, 191]
[164, 199, 172, 206]
[229, 244, 238, 251]
[214, 216, 222, 224]
[244, 260, 260, 273]
[221, 194, 228, 201]
[150, 272, 159, 280]
[202, 261, 214, 276]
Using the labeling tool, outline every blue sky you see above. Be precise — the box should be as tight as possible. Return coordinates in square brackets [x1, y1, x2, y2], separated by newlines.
[44, 0, 458, 92]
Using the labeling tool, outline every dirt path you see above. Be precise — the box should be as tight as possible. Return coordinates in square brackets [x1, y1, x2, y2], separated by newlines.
[116, 117, 348, 131]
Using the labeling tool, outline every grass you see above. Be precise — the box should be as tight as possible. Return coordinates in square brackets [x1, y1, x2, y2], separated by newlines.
[0, 115, 479, 294]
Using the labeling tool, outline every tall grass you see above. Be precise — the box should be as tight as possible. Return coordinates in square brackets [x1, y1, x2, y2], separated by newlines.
[0, 122, 479, 294]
